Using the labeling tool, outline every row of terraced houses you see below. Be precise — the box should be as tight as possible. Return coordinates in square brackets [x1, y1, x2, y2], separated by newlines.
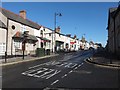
[0, 7, 100, 57]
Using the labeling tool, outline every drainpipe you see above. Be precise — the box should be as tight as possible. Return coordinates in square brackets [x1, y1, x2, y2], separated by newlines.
[5, 18, 9, 63]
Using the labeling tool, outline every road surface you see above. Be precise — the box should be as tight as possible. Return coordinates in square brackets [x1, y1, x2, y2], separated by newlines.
[2, 50, 120, 89]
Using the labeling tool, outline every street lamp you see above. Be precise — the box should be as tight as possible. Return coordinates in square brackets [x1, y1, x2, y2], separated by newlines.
[53, 12, 62, 53]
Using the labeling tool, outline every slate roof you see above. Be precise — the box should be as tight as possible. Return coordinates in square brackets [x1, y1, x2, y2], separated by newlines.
[0, 7, 40, 30]
[12, 31, 38, 43]
[109, 7, 117, 18]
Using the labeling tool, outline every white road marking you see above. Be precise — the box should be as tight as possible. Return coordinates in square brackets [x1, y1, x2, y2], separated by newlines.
[61, 74, 67, 78]
[74, 67, 78, 70]
[22, 68, 46, 75]
[29, 63, 45, 69]
[31, 68, 48, 76]
[68, 71, 71, 74]
[64, 74, 67, 76]
[56, 62, 68, 67]
[40, 69, 55, 79]
[78, 65, 81, 67]
[22, 67, 61, 79]
[51, 80, 59, 85]
[61, 75, 65, 78]
[65, 63, 73, 68]
[71, 64, 78, 68]
[70, 70, 73, 73]
[45, 70, 61, 79]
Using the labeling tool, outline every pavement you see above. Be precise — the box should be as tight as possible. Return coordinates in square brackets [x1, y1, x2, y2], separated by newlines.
[85, 50, 120, 69]
[0, 53, 59, 66]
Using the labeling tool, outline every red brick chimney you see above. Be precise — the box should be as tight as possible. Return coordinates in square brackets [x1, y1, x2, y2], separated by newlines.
[19, 10, 26, 19]
[74, 35, 77, 39]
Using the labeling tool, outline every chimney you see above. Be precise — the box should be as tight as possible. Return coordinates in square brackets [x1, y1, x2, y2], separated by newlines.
[19, 10, 26, 19]
[74, 35, 77, 39]
[55, 26, 61, 33]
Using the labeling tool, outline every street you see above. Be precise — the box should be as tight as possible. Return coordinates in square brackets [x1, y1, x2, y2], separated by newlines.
[2, 50, 119, 89]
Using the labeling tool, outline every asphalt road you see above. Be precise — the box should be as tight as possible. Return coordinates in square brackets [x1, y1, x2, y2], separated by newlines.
[2, 50, 120, 89]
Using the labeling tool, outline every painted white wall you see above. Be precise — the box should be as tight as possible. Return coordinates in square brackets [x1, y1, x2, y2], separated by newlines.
[0, 12, 7, 26]
[0, 28, 6, 55]
[7, 19, 39, 56]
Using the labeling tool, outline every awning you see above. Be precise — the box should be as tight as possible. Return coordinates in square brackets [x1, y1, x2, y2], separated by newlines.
[37, 36, 51, 42]
[56, 40, 64, 46]
[70, 42, 75, 44]
[12, 31, 38, 43]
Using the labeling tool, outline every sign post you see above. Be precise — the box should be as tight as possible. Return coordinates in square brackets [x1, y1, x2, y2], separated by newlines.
[22, 42, 25, 60]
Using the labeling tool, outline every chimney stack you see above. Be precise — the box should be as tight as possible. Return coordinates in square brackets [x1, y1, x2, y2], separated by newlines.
[74, 35, 77, 39]
[55, 26, 61, 33]
[19, 10, 26, 19]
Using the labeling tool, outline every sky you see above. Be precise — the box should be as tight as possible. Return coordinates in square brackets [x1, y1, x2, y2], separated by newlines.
[1, 2, 119, 47]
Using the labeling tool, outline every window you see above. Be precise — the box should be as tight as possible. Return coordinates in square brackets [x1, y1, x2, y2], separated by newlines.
[41, 30, 43, 37]
[14, 42, 20, 49]
[0, 43, 6, 53]
[12, 25, 15, 30]
[44, 28, 45, 31]
[49, 33, 51, 36]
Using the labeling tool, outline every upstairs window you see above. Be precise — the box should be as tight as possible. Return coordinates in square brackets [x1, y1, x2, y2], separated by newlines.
[49, 33, 51, 36]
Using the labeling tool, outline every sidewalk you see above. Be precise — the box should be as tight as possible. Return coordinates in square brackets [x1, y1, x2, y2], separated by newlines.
[0, 53, 59, 66]
[86, 50, 120, 68]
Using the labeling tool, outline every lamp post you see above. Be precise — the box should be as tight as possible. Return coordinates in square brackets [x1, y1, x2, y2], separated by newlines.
[53, 12, 62, 53]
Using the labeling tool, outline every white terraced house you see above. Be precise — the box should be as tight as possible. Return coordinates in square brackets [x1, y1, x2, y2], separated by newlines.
[0, 7, 40, 57]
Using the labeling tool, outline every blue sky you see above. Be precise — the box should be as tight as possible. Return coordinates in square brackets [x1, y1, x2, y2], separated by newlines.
[2, 2, 118, 46]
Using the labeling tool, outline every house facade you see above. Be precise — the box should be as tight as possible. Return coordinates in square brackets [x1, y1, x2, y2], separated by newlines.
[114, 5, 120, 56]
[0, 8, 40, 57]
[107, 7, 117, 53]
[0, 10, 7, 56]
[38, 26, 53, 51]
[107, 5, 120, 57]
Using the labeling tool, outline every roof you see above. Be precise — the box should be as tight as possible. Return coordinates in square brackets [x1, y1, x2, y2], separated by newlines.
[0, 7, 40, 30]
[109, 7, 117, 18]
[113, 5, 120, 17]
[55, 32, 75, 39]
[0, 20, 7, 29]
[12, 32, 38, 43]
[107, 7, 117, 29]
